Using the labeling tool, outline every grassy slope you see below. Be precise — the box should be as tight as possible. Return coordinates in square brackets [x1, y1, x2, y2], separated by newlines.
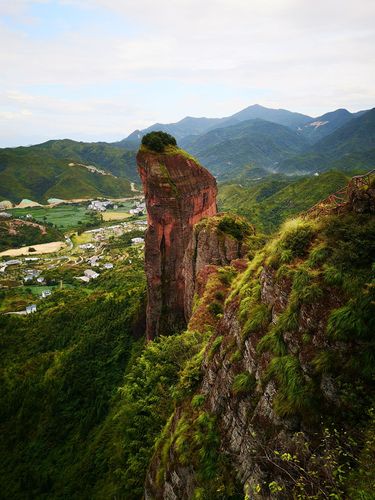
[218, 171, 352, 233]
[0, 148, 133, 203]
[36, 139, 138, 181]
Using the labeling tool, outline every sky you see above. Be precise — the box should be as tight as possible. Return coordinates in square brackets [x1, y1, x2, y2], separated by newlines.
[0, 0, 374, 147]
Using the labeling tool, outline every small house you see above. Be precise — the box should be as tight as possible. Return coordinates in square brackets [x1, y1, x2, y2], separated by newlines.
[131, 237, 145, 245]
[84, 269, 100, 280]
[26, 304, 37, 314]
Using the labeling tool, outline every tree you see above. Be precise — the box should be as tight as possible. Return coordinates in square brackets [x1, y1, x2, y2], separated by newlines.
[141, 131, 177, 152]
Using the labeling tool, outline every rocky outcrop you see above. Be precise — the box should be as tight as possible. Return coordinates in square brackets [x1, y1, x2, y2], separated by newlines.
[144, 200, 375, 499]
[183, 214, 253, 320]
[137, 146, 217, 339]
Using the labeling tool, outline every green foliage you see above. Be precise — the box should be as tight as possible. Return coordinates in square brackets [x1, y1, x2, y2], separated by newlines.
[208, 336, 223, 358]
[264, 355, 315, 417]
[111, 330, 205, 498]
[279, 219, 316, 258]
[218, 171, 352, 233]
[217, 214, 252, 241]
[232, 372, 256, 395]
[347, 408, 375, 498]
[0, 263, 146, 500]
[242, 303, 271, 340]
[327, 292, 375, 343]
[208, 301, 223, 316]
[191, 394, 206, 409]
[0, 219, 63, 251]
[0, 145, 134, 204]
[141, 131, 177, 152]
[173, 345, 206, 402]
[307, 243, 331, 267]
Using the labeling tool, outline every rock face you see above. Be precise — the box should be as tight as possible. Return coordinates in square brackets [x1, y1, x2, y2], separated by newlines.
[137, 147, 217, 339]
[183, 214, 252, 320]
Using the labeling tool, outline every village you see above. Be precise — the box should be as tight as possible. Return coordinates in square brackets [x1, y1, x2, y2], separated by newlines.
[0, 198, 147, 315]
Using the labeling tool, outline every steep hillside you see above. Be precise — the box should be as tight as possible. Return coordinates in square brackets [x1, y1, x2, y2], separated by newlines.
[145, 175, 375, 499]
[219, 171, 352, 232]
[180, 119, 308, 178]
[1, 168, 373, 499]
[300, 108, 354, 143]
[0, 148, 133, 203]
[0, 259, 146, 500]
[28, 139, 138, 181]
[313, 107, 375, 156]
[0, 218, 63, 251]
[278, 109, 375, 174]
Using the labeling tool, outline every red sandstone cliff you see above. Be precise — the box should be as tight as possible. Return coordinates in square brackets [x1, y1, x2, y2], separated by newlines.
[137, 146, 217, 339]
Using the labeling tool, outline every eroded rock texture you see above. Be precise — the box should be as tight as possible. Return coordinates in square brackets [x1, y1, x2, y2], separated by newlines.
[137, 148, 217, 339]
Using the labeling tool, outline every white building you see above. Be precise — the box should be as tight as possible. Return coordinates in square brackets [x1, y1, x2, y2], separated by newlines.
[0, 212, 11, 218]
[5, 259, 22, 266]
[84, 269, 100, 280]
[88, 200, 113, 212]
[41, 290, 52, 298]
[129, 207, 144, 215]
[131, 237, 145, 245]
[87, 256, 100, 267]
[103, 263, 113, 269]
[75, 276, 90, 283]
[79, 243, 95, 250]
[26, 304, 37, 314]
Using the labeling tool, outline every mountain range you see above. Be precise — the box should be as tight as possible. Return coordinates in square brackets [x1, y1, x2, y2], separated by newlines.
[118, 104, 375, 180]
[0, 104, 374, 203]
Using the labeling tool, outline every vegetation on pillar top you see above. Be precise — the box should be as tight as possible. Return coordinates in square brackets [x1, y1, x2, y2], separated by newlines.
[141, 131, 177, 153]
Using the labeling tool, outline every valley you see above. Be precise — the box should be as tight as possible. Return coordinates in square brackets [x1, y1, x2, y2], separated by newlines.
[0, 113, 374, 500]
[0, 199, 146, 317]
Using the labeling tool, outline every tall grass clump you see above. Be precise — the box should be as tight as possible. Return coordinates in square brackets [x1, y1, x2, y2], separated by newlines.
[264, 355, 314, 417]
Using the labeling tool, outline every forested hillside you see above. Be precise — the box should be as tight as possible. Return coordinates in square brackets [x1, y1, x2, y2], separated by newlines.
[0, 148, 134, 203]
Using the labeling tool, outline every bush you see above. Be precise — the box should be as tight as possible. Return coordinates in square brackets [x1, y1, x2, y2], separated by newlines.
[217, 215, 251, 241]
[208, 301, 223, 316]
[141, 131, 177, 152]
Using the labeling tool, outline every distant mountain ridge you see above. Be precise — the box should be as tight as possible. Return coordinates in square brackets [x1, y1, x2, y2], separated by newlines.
[114, 104, 374, 180]
[1, 103, 374, 203]
[117, 104, 314, 148]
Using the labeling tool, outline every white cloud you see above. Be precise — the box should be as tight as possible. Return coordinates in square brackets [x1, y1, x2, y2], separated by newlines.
[0, 0, 374, 146]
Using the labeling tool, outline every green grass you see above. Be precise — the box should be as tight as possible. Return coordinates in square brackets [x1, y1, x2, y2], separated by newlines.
[232, 372, 256, 395]
[10, 205, 95, 230]
[264, 355, 315, 417]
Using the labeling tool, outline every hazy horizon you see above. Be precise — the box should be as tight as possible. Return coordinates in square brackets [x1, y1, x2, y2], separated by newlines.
[1, 0, 374, 147]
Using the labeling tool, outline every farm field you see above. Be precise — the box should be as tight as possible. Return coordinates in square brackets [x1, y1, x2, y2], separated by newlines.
[102, 211, 132, 221]
[0, 241, 66, 257]
[9, 205, 94, 230]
